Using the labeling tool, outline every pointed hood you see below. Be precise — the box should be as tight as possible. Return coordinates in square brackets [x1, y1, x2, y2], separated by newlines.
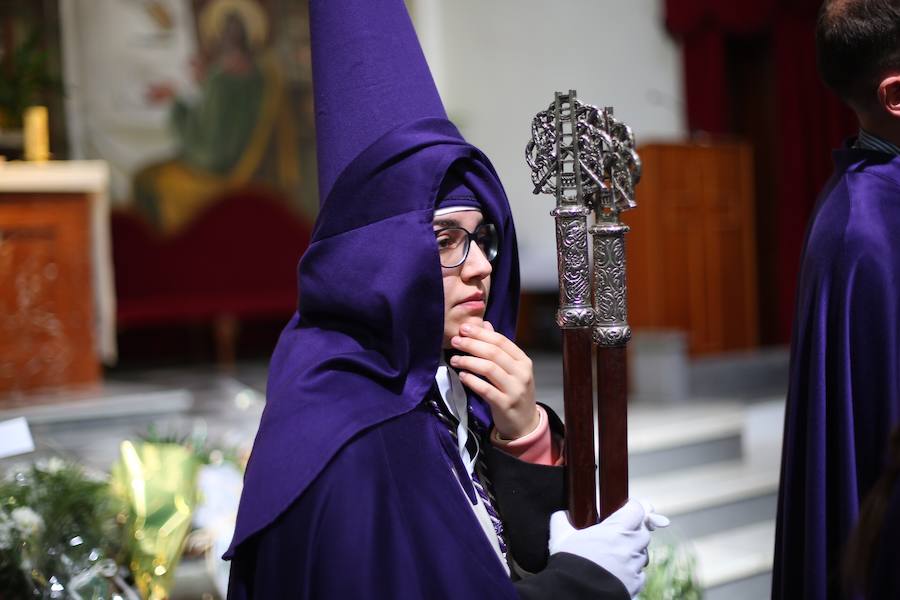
[226, 0, 520, 556]
[310, 0, 448, 202]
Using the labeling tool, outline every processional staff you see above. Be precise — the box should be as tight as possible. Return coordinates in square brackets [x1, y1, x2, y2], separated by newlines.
[526, 90, 641, 526]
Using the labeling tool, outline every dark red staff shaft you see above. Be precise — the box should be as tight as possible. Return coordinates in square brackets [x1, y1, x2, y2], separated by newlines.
[597, 345, 628, 519]
[561, 328, 599, 529]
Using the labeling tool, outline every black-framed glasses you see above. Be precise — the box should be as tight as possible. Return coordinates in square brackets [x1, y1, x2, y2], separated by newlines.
[434, 223, 499, 268]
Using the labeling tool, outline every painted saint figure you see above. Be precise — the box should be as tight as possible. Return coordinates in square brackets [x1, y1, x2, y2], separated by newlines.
[135, 0, 300, 234]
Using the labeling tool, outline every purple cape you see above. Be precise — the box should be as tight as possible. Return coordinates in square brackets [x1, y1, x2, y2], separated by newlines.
[227, 403, 522, 598]
[773, 145, 900, 599]
[226, 397, 629, 599]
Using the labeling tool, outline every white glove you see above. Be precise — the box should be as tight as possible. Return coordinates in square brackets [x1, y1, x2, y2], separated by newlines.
[549, 499, 669, 599]
[638, 499, 670, 531]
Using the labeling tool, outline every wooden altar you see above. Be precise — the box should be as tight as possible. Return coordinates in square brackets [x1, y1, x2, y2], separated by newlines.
[0, 161, 115, 394]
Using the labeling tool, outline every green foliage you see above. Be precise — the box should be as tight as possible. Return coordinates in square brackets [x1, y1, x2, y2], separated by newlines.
[639, 542, 703, 600]
[0, 28, 64, 125]
[142, 423, 245, 470]
[0, 459, 124, 599]
[0, 429, 242, 598]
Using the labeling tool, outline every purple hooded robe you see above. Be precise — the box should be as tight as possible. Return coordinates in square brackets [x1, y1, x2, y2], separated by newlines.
[224, 0, 627, 598]
[773, 145, 900, 599]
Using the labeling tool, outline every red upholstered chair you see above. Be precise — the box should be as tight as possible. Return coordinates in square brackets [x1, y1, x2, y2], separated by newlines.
[111, 186, 312, 364]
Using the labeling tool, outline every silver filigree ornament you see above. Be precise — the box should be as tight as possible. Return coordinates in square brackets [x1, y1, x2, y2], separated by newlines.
[527, 91, 640, 346]
[527, 99, 641, 217]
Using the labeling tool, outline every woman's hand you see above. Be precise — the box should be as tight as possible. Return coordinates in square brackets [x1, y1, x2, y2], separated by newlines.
[449, 321, 539, 439]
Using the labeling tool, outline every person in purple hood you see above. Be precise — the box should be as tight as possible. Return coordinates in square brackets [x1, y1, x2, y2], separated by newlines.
[224, 0, 669, 598]
[773, 1, 900, 599]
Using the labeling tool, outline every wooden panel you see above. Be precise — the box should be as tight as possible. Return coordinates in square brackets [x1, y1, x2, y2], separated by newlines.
[0, 193, 99, 393]
[624, 143, 759, 355]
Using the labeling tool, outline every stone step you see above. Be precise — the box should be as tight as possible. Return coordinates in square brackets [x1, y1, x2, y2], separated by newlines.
[628, 400, 744, 477]
[689, 346, 789, 399]
[693, 520, 775, 600]
[638, 398, 784, 598]
[538, 390, 747, 477]
[630, 459, 778, 539]
[0, 383, 193, 426]
[1, 384, 195, 470]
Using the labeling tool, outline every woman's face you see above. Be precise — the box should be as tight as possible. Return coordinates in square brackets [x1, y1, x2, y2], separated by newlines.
[435, 210, 493, 348]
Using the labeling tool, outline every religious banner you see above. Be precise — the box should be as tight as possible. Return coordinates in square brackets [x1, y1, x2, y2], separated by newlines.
[60, 0, 317, 235]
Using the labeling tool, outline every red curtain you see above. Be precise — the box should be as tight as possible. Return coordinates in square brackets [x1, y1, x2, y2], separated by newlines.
[666, 0, 856, 341]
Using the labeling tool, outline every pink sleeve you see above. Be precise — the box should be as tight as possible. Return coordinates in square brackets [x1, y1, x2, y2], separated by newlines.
[490, 405, 565, 466]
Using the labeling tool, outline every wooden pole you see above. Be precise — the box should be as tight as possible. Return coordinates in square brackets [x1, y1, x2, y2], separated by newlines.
[589, 105, 639, 521]
[591, 219, 634, 521]
[597, 345, 628, 518]
[562, 328, 599, 528]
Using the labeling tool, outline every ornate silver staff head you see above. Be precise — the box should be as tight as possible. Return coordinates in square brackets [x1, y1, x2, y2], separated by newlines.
[526, 91, 594, 329]
[526, 90, 641, 346]
[527, 95, 641, 219]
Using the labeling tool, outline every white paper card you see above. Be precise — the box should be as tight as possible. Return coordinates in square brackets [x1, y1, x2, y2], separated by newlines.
[0, 417, 35, 459]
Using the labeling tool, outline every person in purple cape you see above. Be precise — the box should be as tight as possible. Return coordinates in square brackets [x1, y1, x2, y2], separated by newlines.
[224, 0, 668, 598]
[773, 1, 900, 598]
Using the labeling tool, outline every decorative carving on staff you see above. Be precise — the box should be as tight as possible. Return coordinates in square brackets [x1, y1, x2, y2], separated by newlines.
[555, 213, 593, 328]
[592, 234, 630, 346]
[527, 90, 641, 525]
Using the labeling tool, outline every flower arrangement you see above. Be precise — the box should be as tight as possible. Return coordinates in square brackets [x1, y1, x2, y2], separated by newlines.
[0, 458, 130, 599]
[639, 541, 703, 600]
[0, 425, 247, 600]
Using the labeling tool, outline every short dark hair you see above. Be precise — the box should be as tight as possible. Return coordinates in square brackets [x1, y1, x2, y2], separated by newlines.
[816, 0, 900, 108]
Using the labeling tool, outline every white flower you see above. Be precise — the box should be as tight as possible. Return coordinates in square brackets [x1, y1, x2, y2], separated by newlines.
[44, 457, 66, 474]
[11, 507, 44, 538]
[0, 513, 14, 550]
[82, 466, 109, 483]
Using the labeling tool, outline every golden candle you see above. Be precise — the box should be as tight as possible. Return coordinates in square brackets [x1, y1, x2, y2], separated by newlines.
[24, 105, 50, 162]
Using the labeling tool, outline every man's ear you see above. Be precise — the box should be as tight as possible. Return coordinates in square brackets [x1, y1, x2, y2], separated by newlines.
[878, 74, 900, 119]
